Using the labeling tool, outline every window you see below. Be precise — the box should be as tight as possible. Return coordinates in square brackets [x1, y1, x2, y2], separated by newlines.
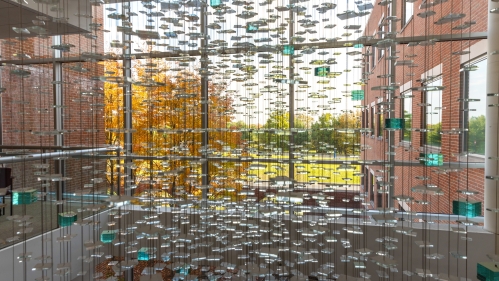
[424, 77, 443, 147]
[371, 106, 375, 134]
[365, 48, 371, 73]
[371, 31, 377, 69]
[377, 19, 385, 59]
[403, 1, 414, 27]
[462, 57, 487, 155]
[401, 91, 413, 142]
[377, 105, 384, 137]
[362, 109, 368, 128]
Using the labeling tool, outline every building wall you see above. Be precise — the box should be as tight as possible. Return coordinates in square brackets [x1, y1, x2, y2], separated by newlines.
[362, 0, 487, 213]
[0, 6, 108, 194]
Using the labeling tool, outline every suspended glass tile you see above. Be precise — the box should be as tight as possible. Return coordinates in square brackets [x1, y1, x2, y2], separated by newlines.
[385, 118, 405, 130]
[283, 45, 295, 56]
[477, 262, 499, 281]
[452, 200, 481, 217]
[246, 23, 259, 33]
[314, 66, 330, 77]
[419, 153, 443, 166]
[12, 189, 38, 205]
[351, 90, 364, 101]
[58, 212, 77, 227]
[138, 247, 157, 261]
[100, 230, 116, 244]
[210, 0, 221, 8]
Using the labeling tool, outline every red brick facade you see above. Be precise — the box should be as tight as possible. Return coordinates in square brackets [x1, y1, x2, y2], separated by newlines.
[362, 0, 487, 214]
[0, 6, 107, 194]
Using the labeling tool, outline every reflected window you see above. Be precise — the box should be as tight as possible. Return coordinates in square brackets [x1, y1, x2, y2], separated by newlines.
[403, 1, 414, 27]
[377, 104, 384, 137]
[402, 91, 413, 142]
[424, 77, 443, 147]
[462, 57, 487, 155]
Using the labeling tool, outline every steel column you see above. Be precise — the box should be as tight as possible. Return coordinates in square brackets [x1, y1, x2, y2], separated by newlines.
[52, 35, 65, 217]
[387, 2, 397, 209]
[123, 14, 133, 196]
[200, 2, 209, 202]
[484, 0, 499, 255]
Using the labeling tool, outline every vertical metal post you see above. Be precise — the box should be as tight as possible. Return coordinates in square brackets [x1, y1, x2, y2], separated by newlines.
[200, 1, 209, 203]
[123, 8, 133, 196]
[484, 0, 499, 255]
[387, 2, 397, 208]
[53, 35, 65, 217]
[288, 11, 295, 186]
[124, 269, 134, 281]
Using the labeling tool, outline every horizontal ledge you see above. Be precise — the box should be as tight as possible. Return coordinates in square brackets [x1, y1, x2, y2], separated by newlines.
[71, 154, 486, 168]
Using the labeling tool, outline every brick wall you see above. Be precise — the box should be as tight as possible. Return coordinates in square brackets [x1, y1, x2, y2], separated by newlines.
[0, 6, 108, 195]
[361, 0, 487, 214]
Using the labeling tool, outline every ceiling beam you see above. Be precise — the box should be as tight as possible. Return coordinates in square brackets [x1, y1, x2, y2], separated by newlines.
[0, 32, 487, 65]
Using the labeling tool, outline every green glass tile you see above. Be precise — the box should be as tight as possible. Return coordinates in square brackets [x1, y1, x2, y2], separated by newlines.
[283, 45, 294, 55]
[351, 90, 364, 101]
[100, 230, 116, 244]
[12, 189, 38, 205]
[176, 264, 191, 274]
[477, 262, 499, 281]
[58, 212, 77, 227]
[314, 66, 330, 77]
[385, 118, 405, 130]
[354, 44, 364, 48]
[210, 0, 221, 8]
[246, 23, 258, 33]
[419, 153, 443, 167]
[453, 200, 481, 217]
[138, 247, 156, 261]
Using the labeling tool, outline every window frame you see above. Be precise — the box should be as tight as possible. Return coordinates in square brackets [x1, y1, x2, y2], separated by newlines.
[402, 0, 414, 29]
[377, 17, 385, 61]
[371, 105, 375, 136]
[377, 103, 384, 138]
[422, 76, 443, 148]
[461, 55, 487, 156]
[400, 89, 413, 143]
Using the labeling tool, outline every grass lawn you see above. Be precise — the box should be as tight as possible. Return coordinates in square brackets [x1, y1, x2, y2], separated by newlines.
[247, 155, 362, 185]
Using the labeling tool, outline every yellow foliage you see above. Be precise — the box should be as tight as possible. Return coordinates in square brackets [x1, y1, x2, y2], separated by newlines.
[104, 59, 248, 201]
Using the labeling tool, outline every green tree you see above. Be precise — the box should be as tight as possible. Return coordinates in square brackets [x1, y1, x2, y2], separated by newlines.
[468, 115, 485, 154]
[427, 123, 442, 147]
[403, 110, 412, 141]
[293, 113, 313, 147]
[310, 113, 336, 153]
[310, 112, 361, 155]
[263, 111, 290, 150]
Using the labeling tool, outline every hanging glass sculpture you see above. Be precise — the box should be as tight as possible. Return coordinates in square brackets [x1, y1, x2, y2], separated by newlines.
[385, 118, 405, 130]
[477, 262, 499, 281]
[283, 45, 294, 55]
[57, 212, 77, 227]
[12, 189, 38, 205]
[138, 247, 156, 261]
[419, 153, 443, 166]
[453, 200, 481, 217]
[351, 90, 365, 101]
[210, 0, 221, 8]
[314, 66, 330, 77]
[100, 230, 116, 243]
[246, 23, 259, 33]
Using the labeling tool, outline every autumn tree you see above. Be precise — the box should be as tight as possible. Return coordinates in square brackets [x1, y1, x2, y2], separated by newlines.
[104, 59, 247, 201]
